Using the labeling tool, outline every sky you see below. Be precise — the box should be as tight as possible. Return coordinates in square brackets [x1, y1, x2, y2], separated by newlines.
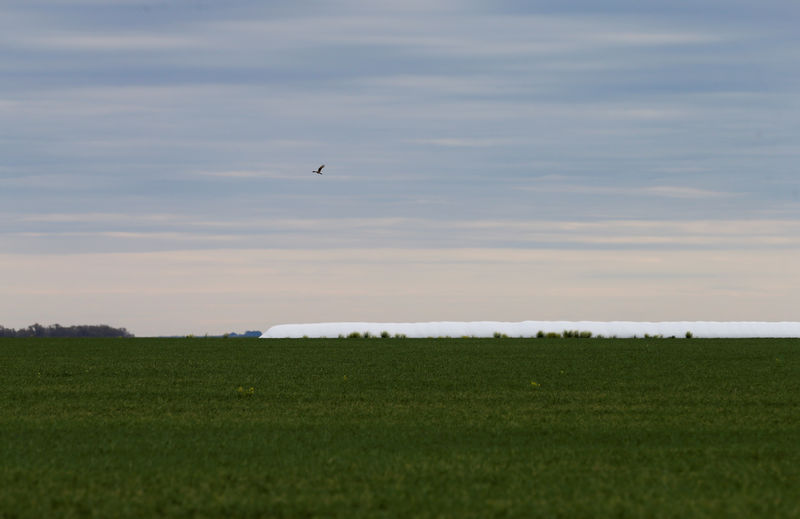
[2, 0, 799, 336]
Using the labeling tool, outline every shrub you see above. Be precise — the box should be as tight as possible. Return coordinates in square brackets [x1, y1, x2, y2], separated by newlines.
[347, 332, 362, 339]
[536, 330, 545, 338]
[685, 331, 693, 339]
[380, 331, 390, 338]
[562, 330, 590, 338]
[493, 332, 509, 339]
[545, 332, 560, 339]
[363, 331, 373, 339]
[394, 333, 407, 339]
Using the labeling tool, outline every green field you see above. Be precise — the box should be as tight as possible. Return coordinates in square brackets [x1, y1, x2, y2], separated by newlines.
[1, 338, 798, 518]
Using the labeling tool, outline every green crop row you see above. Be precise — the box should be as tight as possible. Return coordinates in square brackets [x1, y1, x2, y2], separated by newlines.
[1, 337, 798, 518]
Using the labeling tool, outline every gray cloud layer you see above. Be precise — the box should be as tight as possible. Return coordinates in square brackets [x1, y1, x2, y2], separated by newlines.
[4, 2, 798, 246]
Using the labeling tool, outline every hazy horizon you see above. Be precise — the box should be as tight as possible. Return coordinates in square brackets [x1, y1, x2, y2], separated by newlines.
[2, 1, 799, 336]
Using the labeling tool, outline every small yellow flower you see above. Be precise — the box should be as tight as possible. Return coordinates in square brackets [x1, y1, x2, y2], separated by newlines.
[342, 375, 348, 382]
[236, 386, 254, 398]
[530, 381, 541, 388]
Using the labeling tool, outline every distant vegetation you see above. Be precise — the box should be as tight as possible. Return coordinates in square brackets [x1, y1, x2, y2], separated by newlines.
[224, 331, 262, 338]
[326, 330, 698, 340]
[334, 330, 600, 339]
[0, 323, 133, 338]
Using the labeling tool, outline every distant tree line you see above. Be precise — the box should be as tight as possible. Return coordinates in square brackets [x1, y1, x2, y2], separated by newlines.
[226, 331, 262, 338]
[0, 323, 134, 338]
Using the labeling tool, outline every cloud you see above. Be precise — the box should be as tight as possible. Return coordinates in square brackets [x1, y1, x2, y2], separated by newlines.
[6, 214, 800, 253]
[642, 186, 735, 199]
[410, 138, 515, 148]
[17, 212, 177, 223]
[198, 14, 727, 63]
[13, 33, 199, 52]
[521, 184, 740, 199]
[596, 31, 721, 46]
[193, 170, 307, 180]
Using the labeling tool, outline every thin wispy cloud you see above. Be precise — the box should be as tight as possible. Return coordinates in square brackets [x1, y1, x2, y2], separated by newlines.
[194, 170, 309, 180]
[17, 212, 178, 223]
[522, 184, 740, 199]
[6, 215, 800, 253]
[411, 138, 515, 148]
[13, 33, 199, 51]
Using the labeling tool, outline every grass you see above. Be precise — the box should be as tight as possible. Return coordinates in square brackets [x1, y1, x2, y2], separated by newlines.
[1, 337, 799, 518]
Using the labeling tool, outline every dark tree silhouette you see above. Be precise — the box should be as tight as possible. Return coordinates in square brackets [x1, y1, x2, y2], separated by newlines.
[0, 323, 133, 338]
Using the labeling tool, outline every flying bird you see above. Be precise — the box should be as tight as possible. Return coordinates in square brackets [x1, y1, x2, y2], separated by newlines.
[313, 164, 325, 175]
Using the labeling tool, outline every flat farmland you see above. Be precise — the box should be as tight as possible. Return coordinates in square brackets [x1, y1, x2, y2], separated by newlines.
[1, 337, 798, 518]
